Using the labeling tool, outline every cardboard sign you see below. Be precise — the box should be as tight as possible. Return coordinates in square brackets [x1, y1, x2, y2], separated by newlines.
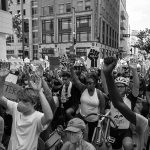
[59, 54, 68, 67]
[5, 73, 18, 84]
[3, 82, 21, 102]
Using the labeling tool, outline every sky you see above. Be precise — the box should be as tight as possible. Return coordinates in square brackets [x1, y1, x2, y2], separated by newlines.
[126, 0, 150, 31]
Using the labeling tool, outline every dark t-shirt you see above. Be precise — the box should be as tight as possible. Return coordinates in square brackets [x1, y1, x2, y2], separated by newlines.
[127, 93, 137, 111]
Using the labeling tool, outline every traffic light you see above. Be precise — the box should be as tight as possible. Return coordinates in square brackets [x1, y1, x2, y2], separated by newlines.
[73, 38, 76, 45]
[24, 19, 29, 32]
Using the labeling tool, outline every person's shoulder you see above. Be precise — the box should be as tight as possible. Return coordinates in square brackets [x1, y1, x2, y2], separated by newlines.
[82, 140, 96, 150]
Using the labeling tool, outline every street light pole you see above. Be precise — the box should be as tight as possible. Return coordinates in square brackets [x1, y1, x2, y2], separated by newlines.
[21, 0, 25, 60]
[72, 7, 76, 54]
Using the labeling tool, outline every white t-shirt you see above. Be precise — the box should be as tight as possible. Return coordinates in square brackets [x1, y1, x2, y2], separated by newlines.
[110, 96, 131, 129]
[7, 100, 47, 150]
[135, 113, 149, 150]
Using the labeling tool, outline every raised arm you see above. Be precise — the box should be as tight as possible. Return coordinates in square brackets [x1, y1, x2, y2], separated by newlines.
[0, 66, 10, 109]
[103, 57, 136, 125]
[42, 78, 57, 114]
[70, 66, 86, 92]
[30, 76, 53, 126]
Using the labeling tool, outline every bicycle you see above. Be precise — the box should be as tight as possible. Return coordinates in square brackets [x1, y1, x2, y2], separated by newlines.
[85, 111, 118, 150]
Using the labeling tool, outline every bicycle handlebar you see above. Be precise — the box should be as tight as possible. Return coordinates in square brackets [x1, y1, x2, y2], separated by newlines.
[85, 112, 118, 128]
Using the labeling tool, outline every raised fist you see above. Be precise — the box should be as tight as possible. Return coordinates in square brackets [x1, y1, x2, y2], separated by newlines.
[88, 49, 99, 67]
[103, 57, 117, 75]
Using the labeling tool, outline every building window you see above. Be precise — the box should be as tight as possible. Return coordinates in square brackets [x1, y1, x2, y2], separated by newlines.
[102, 21, 105, 44]
[41, 6, 48, 16]
[66, 3, 71, 13]
[17, 10, 20, 14]
[7, 50, 14, 54]
[59, 4, 64, 14]
[58, 18, 72, 30]
[32, 7, 38, 16]
[77, 1, 83, 11]
[112, 29, 114, 48]
[77, 32, 91, 42]
[6, 35, 14, 43]
[17, 0, 25, 4]
[33, 45, 38, 60]
[31, 1, 37, 6]
[42, 34, 54, 44]
[42, 20, 54, 32]
[109, 27, 112, 46]
[32, 32, 38, 43]
[59, 33, 71, 42]
[32, 19, 38, 30]
[85, 0, 91, 10]
[106, 24, 109, 45]
[76, 16, 91, 28]
[76, 47, 87, 57]
[18, 50, 23, 53]
[17, 0, 20, 4]
[23, 9, 26, 15]
[49, 6, 53, 15]
[114, 32, 116, 48]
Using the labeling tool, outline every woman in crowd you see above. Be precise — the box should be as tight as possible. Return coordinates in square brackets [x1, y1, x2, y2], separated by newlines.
[70, 65, 105, 142]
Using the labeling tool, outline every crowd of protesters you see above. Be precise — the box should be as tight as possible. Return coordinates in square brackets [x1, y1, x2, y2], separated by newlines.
[0, 56, 149, 150]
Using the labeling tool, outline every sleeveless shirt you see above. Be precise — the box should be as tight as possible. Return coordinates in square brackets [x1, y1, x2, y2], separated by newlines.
[80, 88, 100, 122]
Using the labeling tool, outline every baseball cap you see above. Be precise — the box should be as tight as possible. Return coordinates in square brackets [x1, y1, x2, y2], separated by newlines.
[65, 118, 86, 133]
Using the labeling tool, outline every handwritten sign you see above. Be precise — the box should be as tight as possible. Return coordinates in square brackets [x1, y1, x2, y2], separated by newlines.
[3, 82, 21, 102]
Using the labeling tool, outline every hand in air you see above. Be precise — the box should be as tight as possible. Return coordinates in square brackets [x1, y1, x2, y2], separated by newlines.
[103, 57, 117, 75]
[30, 74, 42, 92]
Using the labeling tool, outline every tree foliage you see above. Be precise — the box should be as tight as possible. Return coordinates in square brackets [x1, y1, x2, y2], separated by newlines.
[12, 14, 22, 38]
[134, 28, 150, 53]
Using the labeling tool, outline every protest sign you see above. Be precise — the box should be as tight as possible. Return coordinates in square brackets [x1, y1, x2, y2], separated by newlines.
[3, 82, 21, 102]
[5, 73, 18, 84]
[59, 54, 68, 67]
[87, 47, 100, 68]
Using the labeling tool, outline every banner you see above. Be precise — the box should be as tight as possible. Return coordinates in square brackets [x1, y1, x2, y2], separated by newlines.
[3, 82, 21, 102]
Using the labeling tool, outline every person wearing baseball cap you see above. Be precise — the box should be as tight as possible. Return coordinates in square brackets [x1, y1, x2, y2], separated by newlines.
[61, 118, 96, 150]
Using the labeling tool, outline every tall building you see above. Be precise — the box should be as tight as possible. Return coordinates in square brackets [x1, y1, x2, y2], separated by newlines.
[0, 0, 12, 59]
[7, 0, 38, 60]
[38, 0, 120, 59]
[119, 0, 130, 57]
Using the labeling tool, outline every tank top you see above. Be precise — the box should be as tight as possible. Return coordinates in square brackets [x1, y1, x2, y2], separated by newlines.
[80, 88, 100, 122]
[110, 95, 131, 129]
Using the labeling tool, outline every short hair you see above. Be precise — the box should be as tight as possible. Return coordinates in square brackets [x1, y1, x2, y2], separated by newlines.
[61, 71, 71, 78]
[17, 88, 39, 105]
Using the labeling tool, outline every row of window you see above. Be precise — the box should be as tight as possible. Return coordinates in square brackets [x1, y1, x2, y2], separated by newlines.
[42, 16, 91, 43]
[102, 21, 118, 49]
[17, 0, 25, 5]
[41, 0, 91, 16]
[42, 16, 91, 32]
